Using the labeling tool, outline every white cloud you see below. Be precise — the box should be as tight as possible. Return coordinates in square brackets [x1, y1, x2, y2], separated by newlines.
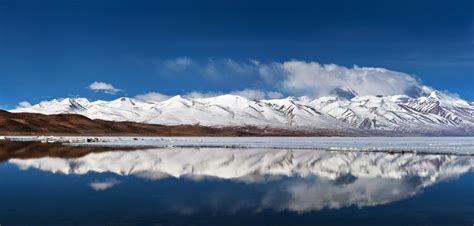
[89, 178, 120, 191]
[222, 59, 256, 75]
[230, 89, 266, 100]
[158, 58, 423, 97]
[17, 101, 32, 108]
[201, 58, 258, 79]
[162, 57, 195, 71]
[230, 89, 283, 100]
[88, 81, 123, 94]
[185, 91, 223, 99]
[134, 90, 280, 102]
[133, 90, 281, 101]
[267, 91, 284, 99]
[30, 58, 432, 104]
[257, 62, 286, 84]
[132, 90, 282, 102]
[274, 61, 421, 97]
[184, 89, 283, 100]
[134, 92, 171, 102]
[172, 58, 424, 97]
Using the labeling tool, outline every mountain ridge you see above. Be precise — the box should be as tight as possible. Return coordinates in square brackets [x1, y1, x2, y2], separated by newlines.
[10, 89, 474, 135]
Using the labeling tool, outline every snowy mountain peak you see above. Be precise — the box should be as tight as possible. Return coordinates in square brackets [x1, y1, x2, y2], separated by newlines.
[200, 94, 251, 104]
[429, 91, 441, 99]
[67, 98, 87, 111]
[166, 95, 188, 102]
[11, 90, 474, 135]
[157, 95, 195, 109]
[112, 97, 136, 105]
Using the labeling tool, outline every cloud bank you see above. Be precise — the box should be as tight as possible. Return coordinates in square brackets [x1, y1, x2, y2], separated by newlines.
[88, 81, 123, 95]
[155, 58, 423, 98]
[161, 57, 195, 71]
[277, 61, 421, 97]
[135, 92, 171, 102]
[185, 89, 283, 100]
[231, 89, 283, 100]
[15, 58, 429, 108]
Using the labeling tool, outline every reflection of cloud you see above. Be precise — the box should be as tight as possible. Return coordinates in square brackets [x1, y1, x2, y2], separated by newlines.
[261, 176, 423, 212]
[9, 148, 474, 212]
[89, 178, 120, 191]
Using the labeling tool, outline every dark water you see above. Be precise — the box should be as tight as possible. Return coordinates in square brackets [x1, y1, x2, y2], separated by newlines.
[0, 147, 473, 226]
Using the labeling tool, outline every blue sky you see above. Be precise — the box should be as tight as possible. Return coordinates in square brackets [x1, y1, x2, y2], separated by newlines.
[0, 0, 473, 108]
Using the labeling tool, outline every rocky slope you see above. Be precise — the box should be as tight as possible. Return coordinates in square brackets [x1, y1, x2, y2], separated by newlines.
[0, 110, 344, 136]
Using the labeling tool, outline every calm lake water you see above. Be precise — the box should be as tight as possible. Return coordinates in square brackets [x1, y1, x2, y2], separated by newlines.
[0, 144, 473, 225]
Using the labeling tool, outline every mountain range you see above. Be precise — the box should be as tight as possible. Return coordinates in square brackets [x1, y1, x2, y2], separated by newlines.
[10, 87, 474, 135]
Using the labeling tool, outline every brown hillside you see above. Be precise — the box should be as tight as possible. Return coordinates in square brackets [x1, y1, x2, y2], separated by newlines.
[0, 110, 348, 136]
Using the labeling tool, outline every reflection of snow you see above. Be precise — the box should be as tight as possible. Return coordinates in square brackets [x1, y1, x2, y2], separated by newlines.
[10, 148, 473, 181]
[9, 148, 474, 212]
[89, 178, 120, 191]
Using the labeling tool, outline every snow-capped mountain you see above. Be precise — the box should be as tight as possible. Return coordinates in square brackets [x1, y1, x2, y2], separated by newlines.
[11, 88, 474, 135]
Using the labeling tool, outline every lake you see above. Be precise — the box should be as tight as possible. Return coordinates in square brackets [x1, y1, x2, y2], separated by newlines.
[0, 138, 473, 225]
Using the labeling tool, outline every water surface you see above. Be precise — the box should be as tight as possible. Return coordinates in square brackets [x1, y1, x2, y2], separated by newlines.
[0, 143, 473, 225]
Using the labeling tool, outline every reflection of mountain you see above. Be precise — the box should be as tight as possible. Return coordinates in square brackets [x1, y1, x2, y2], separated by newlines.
[9, 148, 474, 212]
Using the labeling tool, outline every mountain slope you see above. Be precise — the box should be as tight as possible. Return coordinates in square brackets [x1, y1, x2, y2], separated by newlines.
[0, 110, 344, 136]
[10, 90, 474, 135]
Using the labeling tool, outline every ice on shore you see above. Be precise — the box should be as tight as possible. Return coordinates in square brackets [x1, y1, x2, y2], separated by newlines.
[4, 136, 474, 155]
